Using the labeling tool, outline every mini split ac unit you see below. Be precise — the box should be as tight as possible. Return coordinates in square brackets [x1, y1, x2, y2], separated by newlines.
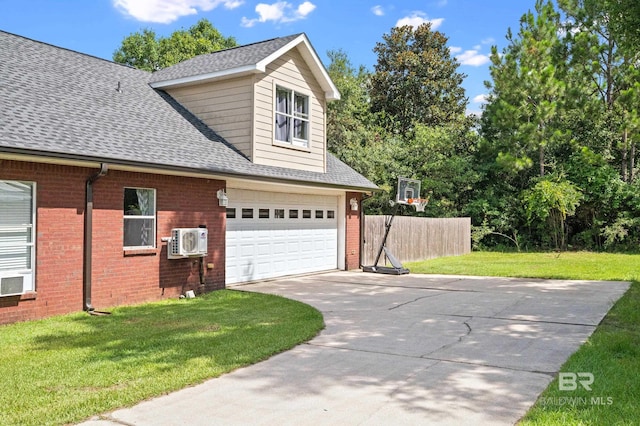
[168, 228, 208, 259]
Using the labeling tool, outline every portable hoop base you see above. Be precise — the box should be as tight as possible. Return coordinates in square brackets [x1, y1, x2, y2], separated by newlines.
[363, 205, 410, 275]
[362, 265, 409, 275]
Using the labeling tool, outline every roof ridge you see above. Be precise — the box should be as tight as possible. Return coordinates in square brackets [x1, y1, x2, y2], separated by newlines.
[0, 29, 148, 74]
[210, 32, 304, 55]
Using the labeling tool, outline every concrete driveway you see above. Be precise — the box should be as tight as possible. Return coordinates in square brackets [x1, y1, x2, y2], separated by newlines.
[83, 271, 629, 425]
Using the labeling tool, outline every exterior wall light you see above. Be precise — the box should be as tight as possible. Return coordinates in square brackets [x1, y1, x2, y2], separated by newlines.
[217, 189, 228, 207]
[350, 197, 358, 211]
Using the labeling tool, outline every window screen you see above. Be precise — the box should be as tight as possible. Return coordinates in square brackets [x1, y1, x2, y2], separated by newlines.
[123, 188, 156, 248]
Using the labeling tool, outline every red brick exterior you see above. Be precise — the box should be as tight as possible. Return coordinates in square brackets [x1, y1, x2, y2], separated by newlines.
[0, 160, 225, 325]
[0, 159, 364, 324]
[345, 192, 362, 270]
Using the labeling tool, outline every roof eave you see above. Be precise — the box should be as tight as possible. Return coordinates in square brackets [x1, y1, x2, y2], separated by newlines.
[0, 148, 377, 192]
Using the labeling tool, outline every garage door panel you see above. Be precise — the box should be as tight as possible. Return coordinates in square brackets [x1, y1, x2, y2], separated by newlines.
[240, 243, 256, 257]
[272, 242, 287, 255]
[226, 190, 339, 284]
[257, 242, 271, 256]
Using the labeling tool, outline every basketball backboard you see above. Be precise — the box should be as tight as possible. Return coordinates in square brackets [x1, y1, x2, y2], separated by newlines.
[396, 177, 421, 204]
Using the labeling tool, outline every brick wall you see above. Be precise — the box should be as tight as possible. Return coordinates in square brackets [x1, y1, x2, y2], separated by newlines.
[345, 192, 362, 270]
[0, 160, 225, 325]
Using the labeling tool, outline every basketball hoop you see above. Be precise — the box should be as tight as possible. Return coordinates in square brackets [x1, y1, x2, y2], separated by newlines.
[411, 198, 429, 212]
[395, 177, 429, 212]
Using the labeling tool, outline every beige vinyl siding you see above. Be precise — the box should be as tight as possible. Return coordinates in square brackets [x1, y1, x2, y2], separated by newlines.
[166, 76, 255, 160]
[253, 48, 326, 173]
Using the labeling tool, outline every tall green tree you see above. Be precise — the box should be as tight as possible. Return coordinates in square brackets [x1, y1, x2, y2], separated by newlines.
[483, 0, 567, 178]
[370, 23, 467, 136]
[326, 49, 373, 155]
[113, 19, 237, 71]
[560, 0, 640, 181]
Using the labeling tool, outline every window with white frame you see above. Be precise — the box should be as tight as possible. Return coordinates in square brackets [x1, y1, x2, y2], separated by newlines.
[0, 180, 35, 296]
[123, 187, 156, 249]
[275, 86, 309, 148]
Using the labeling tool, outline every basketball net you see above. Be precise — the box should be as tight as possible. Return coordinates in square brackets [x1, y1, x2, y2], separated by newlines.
[407, 197, 429, 212]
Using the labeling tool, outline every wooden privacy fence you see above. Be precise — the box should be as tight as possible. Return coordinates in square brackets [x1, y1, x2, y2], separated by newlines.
[363, 216, 471, 266]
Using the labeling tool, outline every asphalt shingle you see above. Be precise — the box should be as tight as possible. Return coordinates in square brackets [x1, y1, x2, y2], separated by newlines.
[149, 34, 301, 84]
[0, 31, 377, 191]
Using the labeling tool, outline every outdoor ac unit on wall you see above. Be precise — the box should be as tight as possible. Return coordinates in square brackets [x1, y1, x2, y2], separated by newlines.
[0, 275, 25, 297]
[168, 228, 208, 259]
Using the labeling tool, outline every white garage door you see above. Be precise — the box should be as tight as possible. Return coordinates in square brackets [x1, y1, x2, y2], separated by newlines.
[225, 189, 338, 284]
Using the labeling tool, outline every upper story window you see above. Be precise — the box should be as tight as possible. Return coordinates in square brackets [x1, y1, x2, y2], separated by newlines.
[123, 187, 156, 249]
[275, 86, 309, 148]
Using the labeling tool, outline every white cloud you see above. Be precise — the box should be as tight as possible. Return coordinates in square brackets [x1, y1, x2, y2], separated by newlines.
[296, 1, 315, 16]
[395, 12, 443, 30]
[481, 37, 495, 45]
[472, 94, 487, 104]
[371, 5, 384, 16]
[456, 49, 490, 66]
[449, 46, 462, 54]
[113, 0, 242, 24]
[241, 1, 316, 27]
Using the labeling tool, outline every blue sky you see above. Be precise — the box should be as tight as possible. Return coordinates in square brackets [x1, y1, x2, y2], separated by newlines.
[0, 0, 536, 115]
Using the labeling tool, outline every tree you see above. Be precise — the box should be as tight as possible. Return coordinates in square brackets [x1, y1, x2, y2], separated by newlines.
[112, 28, 160, 72]
[483, 0, 567, 178]
[472, 0, 639, 250]
[325, 49, 400, 214]
[326, 50, 373, 155]
[370, 23, 467, 136]
[604, 0, 640, 56]
[523, 174, 582, 250]
[559, 0, 640, 181]
[113, 19, 237, 71]
[407, 122, 481, 217]
[565, 147, 624, 248]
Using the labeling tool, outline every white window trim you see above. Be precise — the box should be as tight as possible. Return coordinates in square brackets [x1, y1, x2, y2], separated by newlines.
[273, 83, 312, 150]
[123, 187, 157, 250]
[0, 180, 36, 296]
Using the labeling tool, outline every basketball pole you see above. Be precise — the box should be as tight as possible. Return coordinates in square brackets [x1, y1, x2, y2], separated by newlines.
[370, 201, 400, 269]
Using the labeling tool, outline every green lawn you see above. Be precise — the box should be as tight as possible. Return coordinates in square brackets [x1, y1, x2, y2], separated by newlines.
[0, 290, 323, 426]
[406, 251, 640, 425]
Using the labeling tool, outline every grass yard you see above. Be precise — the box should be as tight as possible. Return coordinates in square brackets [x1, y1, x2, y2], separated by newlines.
[0, 290, 323, 426]
[406, 251, 640, 425]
